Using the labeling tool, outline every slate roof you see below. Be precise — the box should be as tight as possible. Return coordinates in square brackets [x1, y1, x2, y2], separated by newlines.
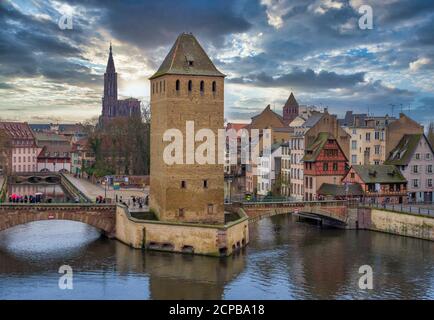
[318, 183, 364, 196]
[150, 33, 224, 79]
[301, 111, 323, 128]
[385, 134, 424, 166]
[302, 132, 330, 162]
[351, 165, 406, 184]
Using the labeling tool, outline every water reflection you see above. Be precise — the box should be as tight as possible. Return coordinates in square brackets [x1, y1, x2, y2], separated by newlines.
[0, 215, 433, 300]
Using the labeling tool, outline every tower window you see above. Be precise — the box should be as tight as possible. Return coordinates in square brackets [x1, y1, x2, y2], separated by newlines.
[176, 79, 180, 91]
[179, 208, 185, 217]
[181, 180, 186, 188]
[212, 81, 216, 93]
[203, 180, 208, 188]
[188, 80, 192, 92]
[159, 81, 162, 93]
[163, 80, 165, 92]
[200, 80, 204, 93]
[207, 204, 213, 214]
[152, 83, 154, 94]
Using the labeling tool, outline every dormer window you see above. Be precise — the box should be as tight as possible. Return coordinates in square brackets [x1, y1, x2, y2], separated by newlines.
[188, 60, 194, 66]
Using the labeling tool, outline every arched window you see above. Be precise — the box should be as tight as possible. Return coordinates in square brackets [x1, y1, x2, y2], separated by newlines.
[200, 80, 204, 93]
[188, 80, 192, 92]
[212, 81, 216, 93]
[176, 79, 180, 91]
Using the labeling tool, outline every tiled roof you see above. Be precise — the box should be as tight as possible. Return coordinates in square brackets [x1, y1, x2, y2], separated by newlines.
[284, 92, 299, 108]
[150, 33, 224, 79]
[351, 165, 406, 184]
[0, 122, 34, 139]
[385, 134, 423, 166]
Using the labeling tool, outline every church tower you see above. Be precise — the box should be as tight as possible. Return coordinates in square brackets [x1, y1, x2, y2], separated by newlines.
[102, 43, 118, 117]
[149, 33, 225, 224]
[283, 92, 299, 125]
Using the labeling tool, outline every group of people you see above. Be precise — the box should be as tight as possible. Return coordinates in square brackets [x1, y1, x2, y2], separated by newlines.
[8, 193, 44, 203]
[95, 195, 107, 203]
[116, 195, 149, 208]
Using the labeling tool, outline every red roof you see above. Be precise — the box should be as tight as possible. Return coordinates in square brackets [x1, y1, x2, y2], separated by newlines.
[0, 122, 34, 139]
[226, 122, 248, 132]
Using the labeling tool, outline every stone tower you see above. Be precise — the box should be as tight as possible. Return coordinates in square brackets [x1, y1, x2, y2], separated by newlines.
[283, 92, 299, 125]
[149, 33, 225, 224]
[102, 43, 118, 118]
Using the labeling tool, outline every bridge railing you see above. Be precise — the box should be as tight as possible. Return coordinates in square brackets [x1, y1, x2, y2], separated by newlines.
[363, 202, 434, 217]
[59, 173, 92, 203]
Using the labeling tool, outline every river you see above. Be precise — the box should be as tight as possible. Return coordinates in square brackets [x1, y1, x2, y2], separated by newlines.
[0, 214, 433, 300]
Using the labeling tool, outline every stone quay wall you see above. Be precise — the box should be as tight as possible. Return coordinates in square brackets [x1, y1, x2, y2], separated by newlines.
[115, 205, 249, 256]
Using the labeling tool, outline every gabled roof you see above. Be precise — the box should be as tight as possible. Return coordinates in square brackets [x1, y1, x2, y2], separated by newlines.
[0, 122, 34, 139]
[302, 132, 330, 162]
[318, 183, 364, 197]
[385, 134, 424, 166]
[350, 165, 406, 184]
[150, 33, 224, 79]
[246, 104, 286, 130]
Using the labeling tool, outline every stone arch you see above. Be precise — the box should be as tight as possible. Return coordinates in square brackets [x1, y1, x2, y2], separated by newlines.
[0, 205, 116, 236]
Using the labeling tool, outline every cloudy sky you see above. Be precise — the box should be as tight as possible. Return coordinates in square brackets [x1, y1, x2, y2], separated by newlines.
[0, 0, 433, 126]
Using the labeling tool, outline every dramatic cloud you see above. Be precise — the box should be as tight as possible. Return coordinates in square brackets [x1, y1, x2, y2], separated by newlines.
[0, 0, 433, 126]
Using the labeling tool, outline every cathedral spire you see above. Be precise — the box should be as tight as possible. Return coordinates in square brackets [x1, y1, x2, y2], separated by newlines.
[106, 42, 115, 73]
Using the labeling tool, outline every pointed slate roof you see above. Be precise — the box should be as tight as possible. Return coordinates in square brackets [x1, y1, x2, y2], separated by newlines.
[106, 43, 115, 73]
[284, 92, 299, 108]
[150, 33, 225, 79]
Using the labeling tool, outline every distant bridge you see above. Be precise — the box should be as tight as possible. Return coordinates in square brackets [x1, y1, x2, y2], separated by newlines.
[226, 200, 358, 228]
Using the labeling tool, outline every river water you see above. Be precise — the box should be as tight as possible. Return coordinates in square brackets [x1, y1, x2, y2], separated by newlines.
[0, 214, 433, 300]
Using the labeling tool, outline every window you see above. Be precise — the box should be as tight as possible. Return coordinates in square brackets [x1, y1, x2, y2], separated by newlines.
[413, 179, 419, 188]
[323, 163, 329, 171]
[159, 81, 162, 93]
[413, 165, 418, 173]
[188, 80, 192, 92]
[176, 79, 180, 91]
[351, 155, 357, 164]
[203, 180, 208, 188]
[207, 204, 213, 214]
[178, 208, 185, 217]
[428, 179, 433, 188]
[426, 153, 431, 160]
[374, 131, 380, 140]
[333, 163, 338, 171]
[352, 129, 357, 135]
[351, 140, 357, 150]
[350, 172, 355, 179]
[415, 153, 420, 160]
[200, 80, 204, 93]
[181, 180, 186, 188]
[375, 145, 380, 155]
[427, 165, 432, 173]
[212, 81, 216, 92]
[366, 133, 371, 142]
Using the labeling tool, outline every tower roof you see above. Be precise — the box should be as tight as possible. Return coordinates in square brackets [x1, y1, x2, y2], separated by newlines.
[106, 43, 115, 73]
[284, 92, 299, 108]
[150, 33, 225, 79]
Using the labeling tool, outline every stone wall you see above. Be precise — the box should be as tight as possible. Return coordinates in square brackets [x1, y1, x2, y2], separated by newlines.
[115, 205, 249, 256]
[369, 208, 434, 241]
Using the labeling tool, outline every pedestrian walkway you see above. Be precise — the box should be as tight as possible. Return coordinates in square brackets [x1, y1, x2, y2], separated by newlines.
[63, 174, 147, 203]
